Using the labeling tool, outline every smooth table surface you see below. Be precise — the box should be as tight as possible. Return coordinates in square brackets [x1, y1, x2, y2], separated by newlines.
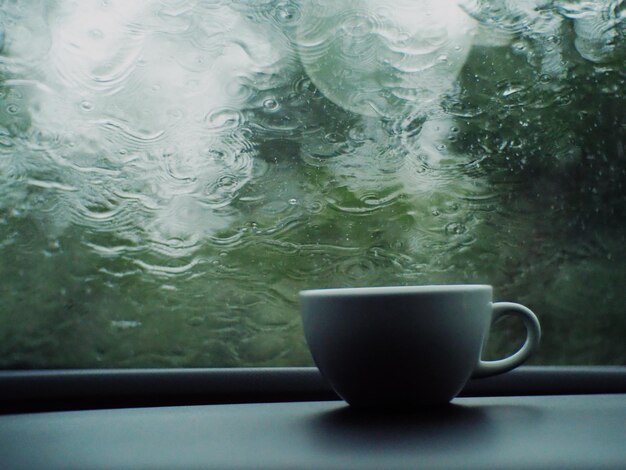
[1, 394, 625, 469]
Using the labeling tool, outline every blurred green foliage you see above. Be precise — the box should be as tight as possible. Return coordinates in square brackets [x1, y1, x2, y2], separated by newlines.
[0, 1, 625, 368]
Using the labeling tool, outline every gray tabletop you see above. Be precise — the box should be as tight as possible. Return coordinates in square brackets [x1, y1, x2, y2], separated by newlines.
[1, 394, 625, 469]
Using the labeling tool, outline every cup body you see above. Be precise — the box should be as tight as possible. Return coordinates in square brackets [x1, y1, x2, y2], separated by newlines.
[300, 285, 493, 407]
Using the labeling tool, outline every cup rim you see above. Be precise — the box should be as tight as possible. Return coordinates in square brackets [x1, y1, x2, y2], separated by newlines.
[300, 284, 493, 297]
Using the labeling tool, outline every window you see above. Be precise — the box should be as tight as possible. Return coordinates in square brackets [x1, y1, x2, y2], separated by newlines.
[0, 0, 624, 369]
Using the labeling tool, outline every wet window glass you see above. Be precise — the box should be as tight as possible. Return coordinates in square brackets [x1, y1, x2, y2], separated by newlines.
[0, 0, 624, 368]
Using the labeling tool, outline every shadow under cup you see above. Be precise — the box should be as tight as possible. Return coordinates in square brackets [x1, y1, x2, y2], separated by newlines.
[300, 285, 541, 408]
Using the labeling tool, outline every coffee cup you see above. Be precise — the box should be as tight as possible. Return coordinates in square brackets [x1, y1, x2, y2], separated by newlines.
[300, 285, 540, 408]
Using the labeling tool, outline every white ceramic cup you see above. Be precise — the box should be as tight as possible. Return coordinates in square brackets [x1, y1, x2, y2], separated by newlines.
[300, 285, 541, 407]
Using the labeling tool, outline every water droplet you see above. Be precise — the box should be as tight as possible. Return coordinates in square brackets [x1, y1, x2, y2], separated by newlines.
[263, 98, 279, 111]
[345, 260, 372, 280]
[324, 132, 343, 143]
[275, 3, 300, 23]
[442, 98, 483, 118]
[288, 198, 298, 205]
[80, 100, 93, 111]
[278, 10, 293, 20]
[348, 126, 367, 142]
[110, 320, 142, 330]
[217, 174, 237, 188]
[498, 81, 527, 98]
[294, 77, 322, 99]
[47, 240, 61, 252]
[547, 35, 560, 44]
[204, 108, 244, 131]
[306, 200, 324, 213]
[445, 222, 467, 235]
[6, 104, 19, 114]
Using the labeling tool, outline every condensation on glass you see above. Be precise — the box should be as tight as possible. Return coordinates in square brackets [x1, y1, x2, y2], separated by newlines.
[0, 0, 624, 367]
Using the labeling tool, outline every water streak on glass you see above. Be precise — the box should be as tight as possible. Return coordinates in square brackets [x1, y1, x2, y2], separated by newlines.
[0, 0, 624, 367]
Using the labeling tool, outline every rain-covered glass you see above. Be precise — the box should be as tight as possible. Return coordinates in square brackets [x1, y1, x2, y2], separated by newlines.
[0, 0, 624, 367]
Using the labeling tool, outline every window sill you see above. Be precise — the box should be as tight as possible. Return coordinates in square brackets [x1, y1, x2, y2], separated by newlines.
[1, 365, 625, 413]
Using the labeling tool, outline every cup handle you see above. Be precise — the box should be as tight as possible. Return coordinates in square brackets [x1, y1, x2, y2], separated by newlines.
[472, 302, 541, 379]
